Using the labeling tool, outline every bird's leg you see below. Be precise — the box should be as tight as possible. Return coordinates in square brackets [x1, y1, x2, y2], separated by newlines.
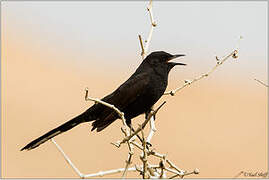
[126, 121, 143, 143]
[144, 111, 154, 147]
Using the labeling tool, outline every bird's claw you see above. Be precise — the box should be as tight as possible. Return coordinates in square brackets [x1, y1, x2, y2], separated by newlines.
[146, 142, 152, 150]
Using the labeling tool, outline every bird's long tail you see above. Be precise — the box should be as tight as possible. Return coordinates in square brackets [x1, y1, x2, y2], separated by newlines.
[20, 113, 86, 151]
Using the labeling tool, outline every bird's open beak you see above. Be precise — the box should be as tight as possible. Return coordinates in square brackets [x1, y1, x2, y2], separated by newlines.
[167, 54, 186, 66]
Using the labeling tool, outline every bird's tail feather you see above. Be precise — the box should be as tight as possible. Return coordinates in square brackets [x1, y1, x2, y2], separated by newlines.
[21, 113, 86, 151]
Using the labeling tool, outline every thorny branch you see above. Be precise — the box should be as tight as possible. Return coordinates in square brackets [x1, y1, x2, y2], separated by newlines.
[139, 0, 156, 59]
[164, 48, 241, 96]
[49, 0, 242, 178]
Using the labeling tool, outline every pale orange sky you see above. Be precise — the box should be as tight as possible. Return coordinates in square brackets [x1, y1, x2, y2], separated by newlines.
[2, 1, 268, 178]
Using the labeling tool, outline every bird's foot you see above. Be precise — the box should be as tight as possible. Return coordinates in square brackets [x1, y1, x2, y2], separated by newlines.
[146, 142, 152, 150]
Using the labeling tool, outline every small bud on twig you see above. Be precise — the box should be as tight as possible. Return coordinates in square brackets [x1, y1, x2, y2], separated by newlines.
[232, 50, 238, 59]
[194, 168, 200, 174]
[184, 80, 191, 84]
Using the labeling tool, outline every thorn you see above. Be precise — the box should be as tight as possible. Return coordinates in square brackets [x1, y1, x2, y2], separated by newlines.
[84, 87, 89, 100]
[110, 141, 121, 148]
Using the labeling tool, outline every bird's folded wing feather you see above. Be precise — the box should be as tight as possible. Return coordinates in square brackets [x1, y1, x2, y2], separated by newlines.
[104, 72, 150, 109]
[91, 72, 150, 131]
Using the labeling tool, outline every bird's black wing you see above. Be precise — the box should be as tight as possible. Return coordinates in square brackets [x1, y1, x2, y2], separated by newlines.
[91, 72, 150, 131]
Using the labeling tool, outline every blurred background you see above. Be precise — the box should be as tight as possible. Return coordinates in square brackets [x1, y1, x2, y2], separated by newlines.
[2, 1, 268, 178]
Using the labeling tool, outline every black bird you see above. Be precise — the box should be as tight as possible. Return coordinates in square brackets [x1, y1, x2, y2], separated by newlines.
[21, 51, 186, 151]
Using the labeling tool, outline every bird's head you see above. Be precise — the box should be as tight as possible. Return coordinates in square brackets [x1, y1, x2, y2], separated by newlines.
[143, 51, 186, 73]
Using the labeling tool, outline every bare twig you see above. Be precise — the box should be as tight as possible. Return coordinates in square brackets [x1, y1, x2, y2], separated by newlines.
[148, 150, 166, 159]
[122, 151, 134, 177]
[144, 0, 156, 57]
[139, 35, 145, 57]
[83, 164, 161, 178]
[165, 167, 184, 177]
[85, 87, 135, 161]
[169, 168, 200, 179]
[254, 78, 268, 87]
[169, 174, 181, 179]
[50, 87, 138, 178]
[85, 87, 129, 135]
[121, 126, 135, 177]
[137, 2, 160, 177]
[86, 87, 135, 178]
[131, 141, 166, 159]
[166, 159, 185, 176]
[51, 139, 84, 178]
[140, 125, 149, 178]
[139, 0, 156, 59]
[120, 101, 166, 144]
[164, 47, 241, 96]
[84, 167, 137, 178]
[51, 137, 139, 179]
